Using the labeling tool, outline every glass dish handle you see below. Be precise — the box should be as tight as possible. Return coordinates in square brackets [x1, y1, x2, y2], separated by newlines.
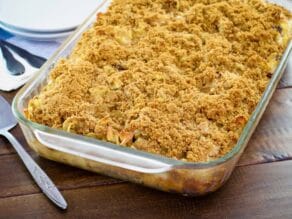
[34, 130, 172, 174]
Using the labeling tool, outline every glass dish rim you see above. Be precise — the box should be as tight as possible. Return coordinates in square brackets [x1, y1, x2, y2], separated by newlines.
[11, 0, 292, 169]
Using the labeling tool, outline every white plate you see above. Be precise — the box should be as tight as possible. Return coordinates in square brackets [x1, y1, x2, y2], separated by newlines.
[0, 22, 73, 41]
[0, 0, 104, 32]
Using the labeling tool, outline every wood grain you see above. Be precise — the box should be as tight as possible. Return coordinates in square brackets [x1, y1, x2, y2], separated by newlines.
[0, 160, 292, 219]
[239, 88, 292, 166]
[0, 153, 122, 198]
[0, 94, 291, 201]
[0, 66, 291, 202]
[0, 56, 291, 219]
[1, 88, 292, 199]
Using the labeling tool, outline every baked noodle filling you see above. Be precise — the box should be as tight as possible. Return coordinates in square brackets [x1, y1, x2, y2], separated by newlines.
[25, 0, 292, 162]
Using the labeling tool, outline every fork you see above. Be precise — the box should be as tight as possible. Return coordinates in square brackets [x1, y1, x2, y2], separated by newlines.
[0, 96, 67, 209]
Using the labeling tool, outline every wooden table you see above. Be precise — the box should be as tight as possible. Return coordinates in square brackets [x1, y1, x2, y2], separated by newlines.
[1, 62, 292, 218]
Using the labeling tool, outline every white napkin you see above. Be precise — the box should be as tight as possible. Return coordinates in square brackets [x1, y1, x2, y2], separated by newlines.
[0, 38, 61, 91]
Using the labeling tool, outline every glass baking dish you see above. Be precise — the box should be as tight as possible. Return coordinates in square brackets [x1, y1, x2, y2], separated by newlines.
[12, 0, 292, 196]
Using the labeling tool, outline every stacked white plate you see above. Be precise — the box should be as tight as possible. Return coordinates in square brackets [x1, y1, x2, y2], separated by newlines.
[0, 0, 105, 40]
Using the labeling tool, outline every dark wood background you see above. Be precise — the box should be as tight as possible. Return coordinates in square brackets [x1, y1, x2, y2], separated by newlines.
[0, 59, 292, 218]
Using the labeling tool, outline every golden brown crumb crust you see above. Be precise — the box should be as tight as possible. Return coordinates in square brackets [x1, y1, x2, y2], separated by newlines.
[26, 0, 292, 162]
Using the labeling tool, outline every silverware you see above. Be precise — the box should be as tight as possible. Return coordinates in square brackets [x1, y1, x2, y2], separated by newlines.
[0, 96, 67, 209]
[0, 41, 25, 75]
[0, 40, 46, 68]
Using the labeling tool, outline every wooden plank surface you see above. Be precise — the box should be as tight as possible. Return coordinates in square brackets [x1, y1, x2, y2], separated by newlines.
[239, 88, 292, 165]
[1, 160, 292, 219]
[0, 153, 122, 198]
[1, 86, 292, 201]
[0, 62, 292, 218]
[0, 87, 291, 213]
